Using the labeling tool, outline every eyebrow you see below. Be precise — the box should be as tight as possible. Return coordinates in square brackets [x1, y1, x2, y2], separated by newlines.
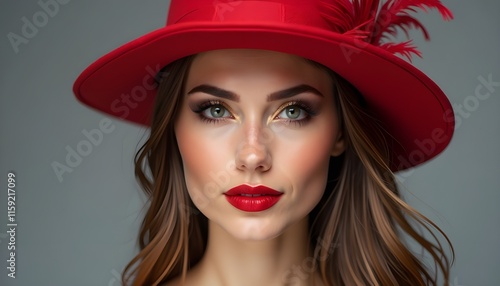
[186, 84, 324, 102]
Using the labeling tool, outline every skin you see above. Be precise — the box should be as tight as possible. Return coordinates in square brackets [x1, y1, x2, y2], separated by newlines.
[171, 49, 344, 286]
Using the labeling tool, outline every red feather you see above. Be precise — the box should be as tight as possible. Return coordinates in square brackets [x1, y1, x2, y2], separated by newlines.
[319, 0, 453, 60]
[320, 0, 357, 33]
[379, 41, 422, 61]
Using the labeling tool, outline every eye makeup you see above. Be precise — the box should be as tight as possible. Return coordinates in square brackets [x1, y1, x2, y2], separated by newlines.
[189, 98, 320, 126]
[190, 100, 234, 124]
[272, 100, 318, 127]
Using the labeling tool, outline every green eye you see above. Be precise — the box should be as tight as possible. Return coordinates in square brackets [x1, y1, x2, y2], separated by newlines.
[202, 104, 231, 119]
[278, 105, 306, 120]
[210, 105, 225, 118]
[285, 106, 301, 119]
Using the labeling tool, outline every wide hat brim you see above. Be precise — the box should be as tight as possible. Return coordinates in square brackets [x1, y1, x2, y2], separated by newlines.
[73, 21, 454, 171]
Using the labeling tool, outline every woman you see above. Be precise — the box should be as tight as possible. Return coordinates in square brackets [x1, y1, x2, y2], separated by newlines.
[74, 0, 455, 285]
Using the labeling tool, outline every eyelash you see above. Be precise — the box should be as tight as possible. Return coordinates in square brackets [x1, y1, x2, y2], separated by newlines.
[193, 100, 316, 126]
[193, 100, 234, 124]
[274, 101, 315, 127]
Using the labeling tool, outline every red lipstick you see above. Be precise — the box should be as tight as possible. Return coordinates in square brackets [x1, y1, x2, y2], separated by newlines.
[224, 185, 282, 212]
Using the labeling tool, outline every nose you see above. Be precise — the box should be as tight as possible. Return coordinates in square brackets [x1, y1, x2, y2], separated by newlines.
[235, 126, 272, 173]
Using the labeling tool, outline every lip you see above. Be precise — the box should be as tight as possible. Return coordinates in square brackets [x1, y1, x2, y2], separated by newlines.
[224, 184, 283, 212]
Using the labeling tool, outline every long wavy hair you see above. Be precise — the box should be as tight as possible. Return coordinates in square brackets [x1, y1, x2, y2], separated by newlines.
[122, 54, 453, 285]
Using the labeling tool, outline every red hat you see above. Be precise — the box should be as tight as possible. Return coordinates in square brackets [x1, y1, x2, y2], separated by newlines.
[73, 0, 454, 171]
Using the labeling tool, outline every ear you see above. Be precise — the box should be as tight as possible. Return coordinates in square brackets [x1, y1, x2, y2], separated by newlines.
[330, 132, 345, 157]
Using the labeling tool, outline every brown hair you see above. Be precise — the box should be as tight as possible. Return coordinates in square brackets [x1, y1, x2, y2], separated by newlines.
[122, 55, 453, 285]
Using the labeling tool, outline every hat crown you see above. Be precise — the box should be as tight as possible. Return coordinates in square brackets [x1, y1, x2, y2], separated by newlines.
[167, 0, 329, 29]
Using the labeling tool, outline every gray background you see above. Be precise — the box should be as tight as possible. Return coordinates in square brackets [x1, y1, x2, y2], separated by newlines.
[1, 0, 499, 285]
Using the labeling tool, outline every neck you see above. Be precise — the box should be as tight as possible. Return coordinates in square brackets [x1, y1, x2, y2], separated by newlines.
[192, 216, 319, 286]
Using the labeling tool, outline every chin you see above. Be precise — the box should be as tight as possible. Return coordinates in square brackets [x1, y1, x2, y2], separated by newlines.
[221, 216, 289, 241]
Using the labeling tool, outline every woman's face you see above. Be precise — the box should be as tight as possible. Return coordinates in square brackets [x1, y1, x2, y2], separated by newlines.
[174, 49, 344, 240]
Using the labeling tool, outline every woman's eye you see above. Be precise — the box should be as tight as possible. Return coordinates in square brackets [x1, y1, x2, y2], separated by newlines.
[277, 105, 307, 120]
[202, 104, 231, 119]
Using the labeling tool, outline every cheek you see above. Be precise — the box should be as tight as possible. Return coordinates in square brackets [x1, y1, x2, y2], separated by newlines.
[285, 138, 332, 194]
[276, 120, 339, 210]
[175, 117, 235, 206]
[176, 126, 215, 184]
[175, 126, 212, 210]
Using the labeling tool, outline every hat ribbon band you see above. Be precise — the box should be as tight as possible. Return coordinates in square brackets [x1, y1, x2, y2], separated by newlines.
[170, 1, 328, 29]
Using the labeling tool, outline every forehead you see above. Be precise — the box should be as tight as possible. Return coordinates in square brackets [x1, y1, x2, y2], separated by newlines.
[186, 49, 332, 88]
